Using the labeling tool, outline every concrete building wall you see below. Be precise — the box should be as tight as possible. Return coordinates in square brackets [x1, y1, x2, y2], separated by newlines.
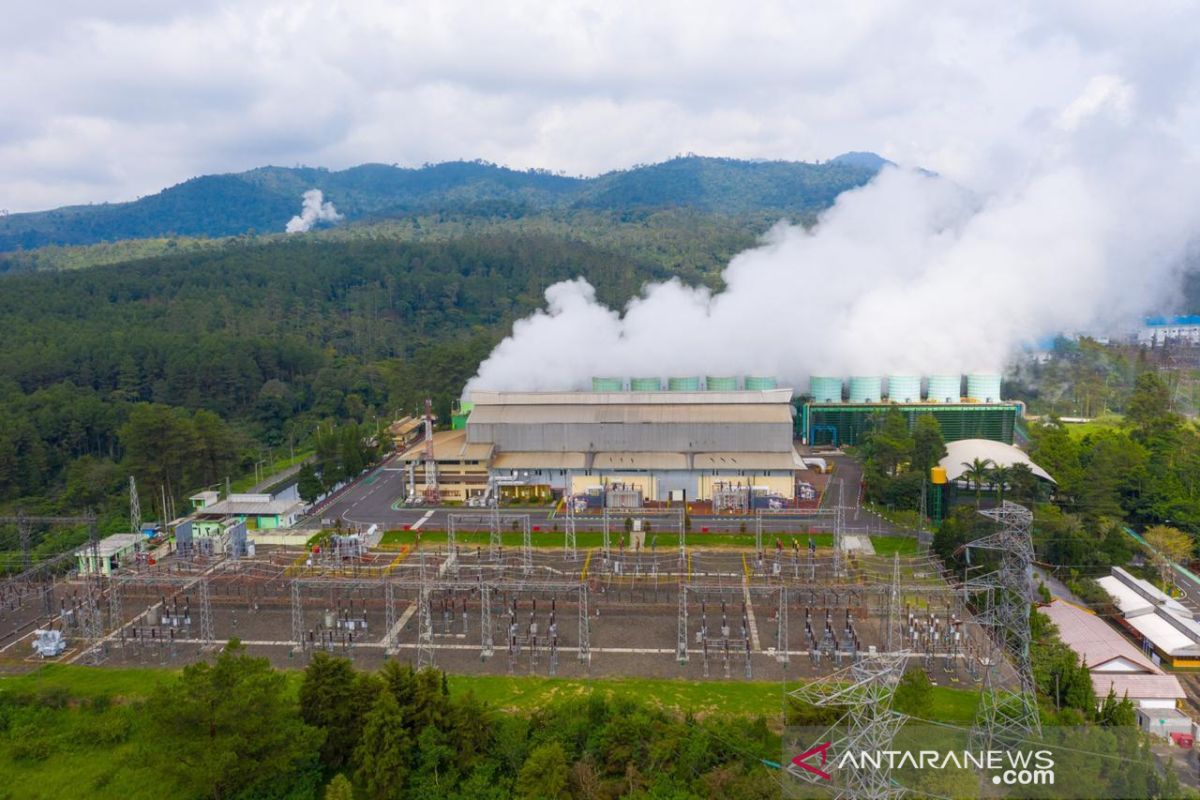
[469, 421, 792, 453]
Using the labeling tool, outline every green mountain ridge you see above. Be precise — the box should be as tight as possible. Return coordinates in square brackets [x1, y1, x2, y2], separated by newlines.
[0, 155, 882, 252]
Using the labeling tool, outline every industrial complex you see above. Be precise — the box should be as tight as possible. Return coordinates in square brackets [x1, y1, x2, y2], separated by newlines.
[800, 372, 1021, 446]
[7, 363, 1200, 790]
[393, 371, 1024, 509]
[401, 379, 807, 509]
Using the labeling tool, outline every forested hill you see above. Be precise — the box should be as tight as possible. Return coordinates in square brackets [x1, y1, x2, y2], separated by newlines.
[0, 234, 668, 516]
[0, 155, 882, 252]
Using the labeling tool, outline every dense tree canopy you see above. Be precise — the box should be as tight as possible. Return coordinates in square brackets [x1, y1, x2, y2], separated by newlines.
[0, 232, 668, 522]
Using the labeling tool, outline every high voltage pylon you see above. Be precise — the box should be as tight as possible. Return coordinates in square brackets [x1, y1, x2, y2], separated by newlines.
[787, 545, 910, 800]
[79, 514, 106, 665]
[416, 584, 435, 669]
[197, 577, 215, 650]
[788, 652, 910, 799]
[481, 585, 494, 659]
[962, 501, 1041, 749]
[291, 579, 305, 654]
[129, 476, 141, 535]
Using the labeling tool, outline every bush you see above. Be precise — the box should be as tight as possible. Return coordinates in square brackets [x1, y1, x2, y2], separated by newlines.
[10, 736, 55, 761]
[71, 711, 132, 746]
[36, 686, 70, 710]
[893, 669, 933, 717]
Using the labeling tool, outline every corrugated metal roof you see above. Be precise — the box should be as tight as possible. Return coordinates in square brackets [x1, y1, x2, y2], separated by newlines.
[388, 417, 423, 436]
[397, 430, 494, 462]
[939, 439, 1055, 483]
[1041, 599, 1160, 673]
[470, 389, 794, 405]
[694, 451, 805, 470]
[1125, 612, 1200, 656]
[467, 404, 792, 425]
[493, 452, 588, 469]
[1091, 673, 1186, 701]
[77, 534, 142, 558]
[593, 452, 689, 470]
[199, 499, 304, 517]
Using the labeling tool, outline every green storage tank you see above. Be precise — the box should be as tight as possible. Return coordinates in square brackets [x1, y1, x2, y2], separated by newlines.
[744, 376, 778, 391]
[667, 376, 701, 391]
[630, 377, 663, 391]
[809, 376, 843, 403]
[926, 374, 962, 403]
[706, 376, 738, 391]
[886, 375, 921, 403]
[966, 373, 1002, 402]
[848, 376, 882, 403]
[592, 377, 625, 392]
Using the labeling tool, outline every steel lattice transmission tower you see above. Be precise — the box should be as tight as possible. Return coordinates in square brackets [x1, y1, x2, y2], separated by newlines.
[787, 651, 910, 800]
[129, 476, 141, 536]
[787, 557, 910, 800]
[416, 584, 435, 669]
[963, 501, 1042, 749]
[79, 513, 106, 665]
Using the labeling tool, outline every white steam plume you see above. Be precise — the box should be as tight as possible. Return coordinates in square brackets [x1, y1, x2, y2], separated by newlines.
[285, 189, 343, 233]
[467, 75, 1200, 395]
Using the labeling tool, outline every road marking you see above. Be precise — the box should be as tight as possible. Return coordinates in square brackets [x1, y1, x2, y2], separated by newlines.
[410, 510, 435, 531]
[382, 601, 418, 654]
[742, 576, 761, 651]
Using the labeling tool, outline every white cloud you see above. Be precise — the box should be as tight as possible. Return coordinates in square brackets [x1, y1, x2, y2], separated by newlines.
[1, 1, 1197, 211]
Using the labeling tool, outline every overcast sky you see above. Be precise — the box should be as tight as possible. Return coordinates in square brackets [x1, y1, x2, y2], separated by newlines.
[2, 1, 1198, 213]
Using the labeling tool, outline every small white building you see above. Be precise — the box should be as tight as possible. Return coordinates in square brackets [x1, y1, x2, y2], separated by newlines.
[1041, 599, 1187, 716]
[76, 534, 143, 577]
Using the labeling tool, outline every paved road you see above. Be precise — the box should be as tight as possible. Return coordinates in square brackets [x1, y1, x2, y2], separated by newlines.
[310, 452, 920, 538]
[820, 453, 915, 538]
[247, 457, 313, 494]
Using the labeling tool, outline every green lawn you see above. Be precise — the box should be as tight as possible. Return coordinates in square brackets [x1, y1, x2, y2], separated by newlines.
[380, 528, 919, 557]
[0, 662, 982, 798]
[446, 674, 789, 718]
[3, 662, 979, 723]
[1062, 414, 1124, 440]
[927, 684, 982, 723]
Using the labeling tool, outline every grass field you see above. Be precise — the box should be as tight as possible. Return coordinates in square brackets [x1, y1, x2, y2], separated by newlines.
[3, 663, 978, 722]
[0, 663, 980, 798]
[1062, 414, 1124, 440]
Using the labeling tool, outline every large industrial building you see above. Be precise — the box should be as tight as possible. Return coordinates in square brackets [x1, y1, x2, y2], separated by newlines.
[401, 377, 809, 508]
[799, 373, 1021, 446]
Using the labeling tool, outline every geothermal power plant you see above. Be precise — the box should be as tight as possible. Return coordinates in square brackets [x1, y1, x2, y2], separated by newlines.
[396, 372, 1017, 507]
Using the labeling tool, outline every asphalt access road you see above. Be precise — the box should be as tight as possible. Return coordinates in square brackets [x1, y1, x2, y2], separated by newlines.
[311, 453, 914, 537]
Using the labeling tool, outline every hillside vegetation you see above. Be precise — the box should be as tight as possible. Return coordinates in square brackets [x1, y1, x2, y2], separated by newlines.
[0, 234, 667, 526]
[0, 156, 879, 252]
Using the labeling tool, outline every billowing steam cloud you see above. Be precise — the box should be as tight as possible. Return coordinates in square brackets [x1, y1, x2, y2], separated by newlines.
[467, 75, 1200, 395]
[285, 189, 343, 233]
